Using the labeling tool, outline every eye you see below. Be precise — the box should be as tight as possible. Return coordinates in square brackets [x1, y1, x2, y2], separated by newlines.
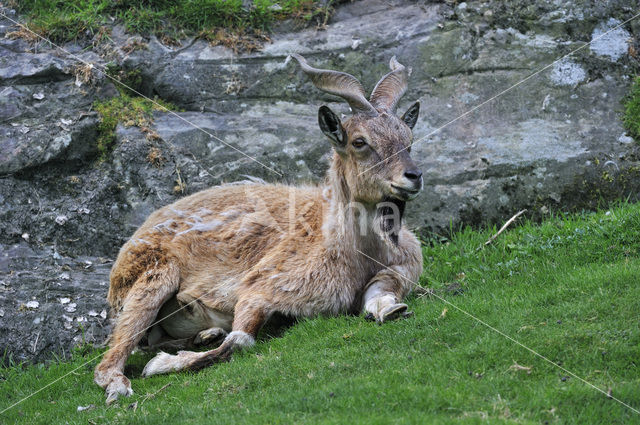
[352, 137, 367, 149]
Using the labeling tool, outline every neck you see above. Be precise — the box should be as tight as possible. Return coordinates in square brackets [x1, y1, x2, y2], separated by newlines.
[322, 155, 403, 255]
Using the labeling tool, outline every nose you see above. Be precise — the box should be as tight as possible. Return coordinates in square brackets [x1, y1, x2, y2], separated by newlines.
[404, 169, 423, 183]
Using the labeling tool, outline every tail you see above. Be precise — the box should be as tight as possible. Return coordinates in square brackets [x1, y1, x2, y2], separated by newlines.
[107, 242, 170, 313]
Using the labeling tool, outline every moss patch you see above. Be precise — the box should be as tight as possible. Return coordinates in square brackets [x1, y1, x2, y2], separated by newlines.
[104, 63, 144, 96]
[91, 63, 179, 161]
[623, 76, 640, 142]
[94, 94, 176, 161]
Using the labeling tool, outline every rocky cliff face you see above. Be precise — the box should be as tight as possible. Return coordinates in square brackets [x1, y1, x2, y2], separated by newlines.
[1, 0, 639, 363]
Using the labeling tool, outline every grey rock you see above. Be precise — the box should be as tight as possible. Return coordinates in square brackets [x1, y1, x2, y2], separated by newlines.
[0, 43, 116, 175]
[0, 115, 100, 174]
[118, 0, 640, 234]
[0, 243, 110, 364]
[0, 51, 68, 84]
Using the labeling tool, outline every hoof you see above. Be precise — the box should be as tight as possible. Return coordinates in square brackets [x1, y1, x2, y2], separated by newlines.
[379, 303, 411, 323]
[104, 374, 133, 405]
[194, 328, 227, 346]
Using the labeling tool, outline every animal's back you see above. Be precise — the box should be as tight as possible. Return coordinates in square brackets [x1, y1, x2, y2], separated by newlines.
[107, 182, 325, 313]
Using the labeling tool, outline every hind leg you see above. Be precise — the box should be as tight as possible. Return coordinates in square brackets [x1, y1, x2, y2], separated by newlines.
[142, 298, 268, 376]
[94, 264, 179, 404]
[194, 327, 228, 346]
[142, 326, 226, 352]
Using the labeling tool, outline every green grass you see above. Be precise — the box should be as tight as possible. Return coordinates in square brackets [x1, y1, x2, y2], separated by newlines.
[2, 203, 640, 424]
[11, 0, 333, 43]
[623, 76, 640, 143]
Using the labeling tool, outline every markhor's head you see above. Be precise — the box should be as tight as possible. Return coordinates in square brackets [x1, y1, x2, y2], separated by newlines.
[292, 54, 422, 206]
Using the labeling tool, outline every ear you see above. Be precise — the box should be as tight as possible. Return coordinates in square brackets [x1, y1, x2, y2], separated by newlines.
[318, 106, 347, 151]
[400, 101, 420, 129]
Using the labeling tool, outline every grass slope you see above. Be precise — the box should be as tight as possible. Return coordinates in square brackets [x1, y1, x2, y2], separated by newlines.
[10, 0, 332, 43]
[2, 203, 640, 424]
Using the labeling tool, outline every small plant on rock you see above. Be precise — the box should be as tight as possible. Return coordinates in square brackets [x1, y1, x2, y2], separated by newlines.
[623, 76, 640, 143]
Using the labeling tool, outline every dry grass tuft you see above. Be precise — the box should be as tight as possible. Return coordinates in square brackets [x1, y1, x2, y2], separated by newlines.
[159, 34, 183, 48]
[6, 26, 40, 43]
[73, 63, 97, 87]
[121, 38, 148, 54]
[173, 167, 186, 194]
[146, 146, 165, 168]
[201, 28, 270, 54]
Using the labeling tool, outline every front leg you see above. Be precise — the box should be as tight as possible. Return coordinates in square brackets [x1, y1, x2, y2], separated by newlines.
[362, 262, 422, 323]
[363, 227, 423, 323]
[362, 269, 412, 323]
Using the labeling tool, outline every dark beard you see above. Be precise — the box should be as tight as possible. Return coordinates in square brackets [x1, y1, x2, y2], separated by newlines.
[378, 197, 406, 245]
